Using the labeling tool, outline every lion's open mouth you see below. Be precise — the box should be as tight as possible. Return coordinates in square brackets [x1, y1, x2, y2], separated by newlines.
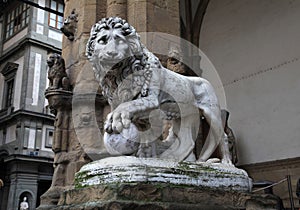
[47, 60, 54, 67]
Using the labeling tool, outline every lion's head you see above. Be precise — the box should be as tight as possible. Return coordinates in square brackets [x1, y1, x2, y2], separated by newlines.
[86, 17, 155, 104]
[47, 53, 65, 69]
[86, 17, 143, 68]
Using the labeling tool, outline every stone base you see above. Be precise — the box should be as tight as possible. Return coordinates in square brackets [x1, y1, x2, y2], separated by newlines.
[40, 157, 279, 209]
[75, 156, 252, 192]
[54, 183, 279, 210]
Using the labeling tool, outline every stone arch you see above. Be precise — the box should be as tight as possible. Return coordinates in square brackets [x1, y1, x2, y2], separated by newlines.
[0, 145, 14, 156]
[0, 149, 10, 157]
[179, 0, 210, 76]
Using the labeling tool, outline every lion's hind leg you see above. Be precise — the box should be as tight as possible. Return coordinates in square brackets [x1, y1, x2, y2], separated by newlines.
[219, 133, 233, 165]
[197, 109, 233, 165]
[197, 105, 223, 163]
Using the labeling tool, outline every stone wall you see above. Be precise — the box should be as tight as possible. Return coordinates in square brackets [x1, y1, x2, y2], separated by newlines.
[200, 0, 300, 165]
[200, 0, 300, 207]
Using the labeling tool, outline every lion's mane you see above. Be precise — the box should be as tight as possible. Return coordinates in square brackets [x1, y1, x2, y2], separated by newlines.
[86, 17, 160, 105]
[86, 17, 142, 59]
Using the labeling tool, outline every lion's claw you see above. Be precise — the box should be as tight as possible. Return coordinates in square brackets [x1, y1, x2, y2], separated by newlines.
[107, 109, 131, 133]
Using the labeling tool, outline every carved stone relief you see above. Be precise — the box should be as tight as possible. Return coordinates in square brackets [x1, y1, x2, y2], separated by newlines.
[46, 54, 70, 90]
[60, 9, 78, 41]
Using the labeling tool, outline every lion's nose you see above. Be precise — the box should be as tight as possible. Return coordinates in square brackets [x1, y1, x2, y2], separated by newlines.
[106, 50, 118, 57]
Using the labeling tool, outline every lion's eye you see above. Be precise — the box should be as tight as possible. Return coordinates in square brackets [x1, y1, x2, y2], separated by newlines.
[117, 39, 125, 44]
[98, 36, 107, 45]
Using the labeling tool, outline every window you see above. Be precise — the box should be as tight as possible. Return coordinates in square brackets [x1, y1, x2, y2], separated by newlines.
[5, 3, 30, 40]
[1, 63, 18, 109]
[48, 0, 64, 29]
[5, 79, 14, 108]
[45, 128, 53, 148]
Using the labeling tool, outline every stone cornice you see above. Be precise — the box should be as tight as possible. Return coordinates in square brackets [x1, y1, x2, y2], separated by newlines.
[3, 154, 53, 164]
[0, 62, 19, 77]
[0, 109, 54, 125]
[0, 37, 61, 65]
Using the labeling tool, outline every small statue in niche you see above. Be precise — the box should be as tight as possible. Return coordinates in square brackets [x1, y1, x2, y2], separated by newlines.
[46, 53, 70, 90]
[86, 17, 232, 164]
[20, 197, 29, 210]
[60, 9, 78, 41]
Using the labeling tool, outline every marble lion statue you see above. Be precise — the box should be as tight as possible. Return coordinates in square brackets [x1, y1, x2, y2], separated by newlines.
[46, 53, 69, 90]
[86, 17, 232, 164]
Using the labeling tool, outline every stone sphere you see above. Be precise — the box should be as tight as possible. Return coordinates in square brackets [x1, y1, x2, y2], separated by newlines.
[104, 123, 140, 155]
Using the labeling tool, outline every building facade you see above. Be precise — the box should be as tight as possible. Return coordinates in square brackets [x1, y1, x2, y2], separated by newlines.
[0, 0, 64, 209]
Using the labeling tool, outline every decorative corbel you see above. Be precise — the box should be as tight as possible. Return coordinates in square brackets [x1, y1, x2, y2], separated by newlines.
[60, 9, 78, 41]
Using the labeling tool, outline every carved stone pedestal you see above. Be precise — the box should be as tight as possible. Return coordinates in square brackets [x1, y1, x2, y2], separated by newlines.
[43, 157, 279, 210]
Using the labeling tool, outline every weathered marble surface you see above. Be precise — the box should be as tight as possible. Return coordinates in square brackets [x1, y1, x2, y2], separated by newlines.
[45, 156, 279, 210]
[86, 17, 232, 164]
[75, 156, 252, 192]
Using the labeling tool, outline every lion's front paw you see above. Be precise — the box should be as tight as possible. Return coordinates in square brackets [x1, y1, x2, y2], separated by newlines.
[106, 110, 131, 133]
